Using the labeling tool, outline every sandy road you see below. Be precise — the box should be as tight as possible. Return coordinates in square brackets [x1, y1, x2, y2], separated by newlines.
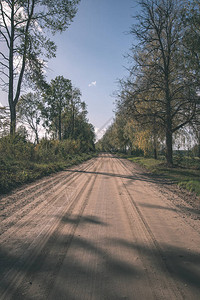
[0, 154, 200, 299]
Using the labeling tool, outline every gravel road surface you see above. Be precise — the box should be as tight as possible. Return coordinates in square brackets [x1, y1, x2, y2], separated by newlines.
[0, 154, 200, 299]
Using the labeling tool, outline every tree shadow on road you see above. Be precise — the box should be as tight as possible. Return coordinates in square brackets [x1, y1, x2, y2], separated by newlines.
[1, 216, 200, 299]
[65, 169, 173, 186]
[139, 202, 200, 218]
[0, 213, 143, 300]
[61, 214, 108, 226]
[108, 237, 200, 291]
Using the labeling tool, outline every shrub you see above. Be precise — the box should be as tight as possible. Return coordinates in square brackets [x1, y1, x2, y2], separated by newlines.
[0, 134, 34, 161]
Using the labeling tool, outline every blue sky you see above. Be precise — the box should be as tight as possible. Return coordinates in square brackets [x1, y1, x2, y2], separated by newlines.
[47, 0, 139, 136]
[0, 0, 139, 137]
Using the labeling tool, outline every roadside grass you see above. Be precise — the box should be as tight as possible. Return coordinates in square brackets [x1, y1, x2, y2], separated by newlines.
[119, 154, 200, 196]
[0, 153, 96, 194]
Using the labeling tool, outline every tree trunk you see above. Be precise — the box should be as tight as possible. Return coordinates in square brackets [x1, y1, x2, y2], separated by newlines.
[154, 146, 157, 160]
[165, 75, 173, 166]
[166, 128, 173, 166]
[10, 106, 16, 135]
[58, 111, 62, 141]
[9, 3, 15, 135]
[8, 1, 35, 136]
[71, 107, 75, 138]
[35, 130, 39, 144]
[153, 122, 157, 160]
[166, 87, 173, 166]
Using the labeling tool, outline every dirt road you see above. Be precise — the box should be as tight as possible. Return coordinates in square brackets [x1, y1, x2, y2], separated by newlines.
[0, 154, 200, 299]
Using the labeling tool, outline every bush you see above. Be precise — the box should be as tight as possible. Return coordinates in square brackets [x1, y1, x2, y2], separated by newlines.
[34, 139, 59, 162]
[0, 135, 96, 194]
[34, 138, 84, 162]
[0, 134, 34, 161]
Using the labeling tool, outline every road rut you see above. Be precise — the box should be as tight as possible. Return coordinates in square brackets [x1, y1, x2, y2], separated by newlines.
[0, 154, 200, 299]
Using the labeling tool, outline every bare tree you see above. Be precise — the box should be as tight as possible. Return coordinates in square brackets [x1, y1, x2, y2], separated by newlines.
[118, 0, 199, 165]
[0, 0, 80, 135]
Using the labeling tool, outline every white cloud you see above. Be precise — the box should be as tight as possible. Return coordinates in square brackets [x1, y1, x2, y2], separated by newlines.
[88, 81, 96, 87]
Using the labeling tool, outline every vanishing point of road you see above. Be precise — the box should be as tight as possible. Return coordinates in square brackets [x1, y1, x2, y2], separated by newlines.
[0, 154, 200, 299]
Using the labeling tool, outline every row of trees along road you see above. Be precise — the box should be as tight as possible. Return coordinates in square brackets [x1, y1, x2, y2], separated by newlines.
[0, 0, 80, 135]
[109, 0, 200, 166]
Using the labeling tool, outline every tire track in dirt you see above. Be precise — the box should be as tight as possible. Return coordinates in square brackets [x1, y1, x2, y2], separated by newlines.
[117, 156, 200, 232]
[23, 157, 105, 300]
[0, 159, 96, 235]
[111, 157, 183, 299]
[1, 154, 200, 300]
[112, 155, 200, 299]
[0, 158, 96, 220]
[0, 157, 103, 299]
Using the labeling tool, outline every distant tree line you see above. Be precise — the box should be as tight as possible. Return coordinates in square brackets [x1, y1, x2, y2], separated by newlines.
[97, 0, 200, 164]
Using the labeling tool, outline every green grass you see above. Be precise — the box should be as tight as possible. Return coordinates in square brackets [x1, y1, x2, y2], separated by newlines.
[123, 155, 200, 196]
[0, 153, 96, 194]
[178, 181, 200, 195]
[127, 156, 164, 170]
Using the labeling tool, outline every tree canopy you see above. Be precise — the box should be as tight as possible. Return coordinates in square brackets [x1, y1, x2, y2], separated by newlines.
[114, 0, 199, 165]
[0, 0, 80, 134]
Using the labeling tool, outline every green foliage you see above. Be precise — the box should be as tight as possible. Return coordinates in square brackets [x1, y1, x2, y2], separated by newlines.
[178, 181, 200, 195]
[17, 92, 43, 144]
[125, 155, 200, 196]
[42, 76, 73, 140]
[182, 0, 200, 76]
[113, 0, 199, 166]
[0, 134, 96, 194]
[0, 106, 10, 136]
[0, 0, 80, 134]
[34, 138, 82, 162]
[127, 157, 164, 170]
[41, 75, 95, 147]
[96, 116, 130, 153]
[0, 134, 34, 161]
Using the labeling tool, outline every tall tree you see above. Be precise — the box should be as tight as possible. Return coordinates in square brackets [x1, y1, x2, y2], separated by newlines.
[62, 87, 84, 139]
[42, 76, 73, 141]
[17, 92, 42, 144]
[183, 0, 200, 77]
[118, 0, 199, 165]
[183, 0, 200, 157]
[0, 0, 80, 135]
